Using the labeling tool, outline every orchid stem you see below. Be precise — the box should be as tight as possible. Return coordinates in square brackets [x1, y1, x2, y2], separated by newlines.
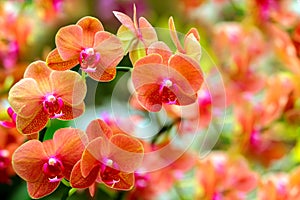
[116, 66, 133, 72]
[38, 127, 47, 142]
[61, 178, 71, 187]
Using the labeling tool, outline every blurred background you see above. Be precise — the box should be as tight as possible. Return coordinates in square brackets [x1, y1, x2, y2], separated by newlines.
[1, 0, 300, 199]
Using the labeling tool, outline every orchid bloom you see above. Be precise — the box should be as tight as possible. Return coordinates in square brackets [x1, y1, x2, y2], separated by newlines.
[113, 4, 158, 64]
[46, 16, 124, 82]
[169, 17, 201, 62]
[196, 152, 258, 200]
[70, 119, 144, 194]
[12, 128, 85, 199]
[132, 41, 203, 112]
[8, 61, 86, 135]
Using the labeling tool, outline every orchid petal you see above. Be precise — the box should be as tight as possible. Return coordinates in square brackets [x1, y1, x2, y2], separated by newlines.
[51, 70, 87, 105]
[184, 33, 202, 62]
[113, 11, 136, 34]
[24, 61, 52, 93]
[70, 160, 99, 189]
[76, 16, 104, 47]
[27, 175, 60, 199]
[109, 134, 144, 173]
[53, 128, 85, 180]
[86, 119, 113, 141]
[8, 78, 43, 118]
[81, 137, 104, 178]
[134, 53, 163, 67]
[139, 17, 158, 47]
[168, 17, 185, 53]
[117, 25, 136, 54]
[59, 102, 85, 120]
[16, 109, 49, 135]
[135, 84, 162, 112]
[12, 139, 47, 182]
[56, 25, 83, 60]
[46, 49, 79, 71]
[103, 171, 134, 191]
[169, 54, 203, 93]
[129, 40, 146, 65]
[147, 42, 172, 64]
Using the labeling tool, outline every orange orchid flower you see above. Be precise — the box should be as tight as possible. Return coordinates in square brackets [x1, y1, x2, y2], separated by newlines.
[168, 17, 201, 62]
[132, 41, 203, 112]
[113, 4, 158, 64]
[12, 128, 85, 199]
[70, 119, 144, 194]
[46, 16, 124, 82]
[8, 61, 86, 135]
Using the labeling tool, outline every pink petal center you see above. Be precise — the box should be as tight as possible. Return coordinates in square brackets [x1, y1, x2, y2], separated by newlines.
[100, 158, 121, 187]
[134, 172, 150, 188]
[42, 157, 65, 182]
[79, 48, 100, 73]
[0, 150, 10, 170]
[43, 94, 64, 119]
[159, 79, 177, 104]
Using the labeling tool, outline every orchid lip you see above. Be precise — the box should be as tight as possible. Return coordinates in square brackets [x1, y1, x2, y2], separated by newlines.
[79, 48, 100, 72]
[43, 157, 65, 183]
[43, 94, 64, 118]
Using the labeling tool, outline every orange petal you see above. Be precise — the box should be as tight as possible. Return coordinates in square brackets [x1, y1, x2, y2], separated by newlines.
[88, 66, 117, 82]
[8, 78, 43, 118]
[51, 70, 87, 105]
[139, 17, 158, 47]
[103, 170, 134, 191]
[27, 174, 60, 199]
[135, 83, 162, 112]
[46, 48, 79, 71]
[86, 119, 113, 141]
[76, 16, 104, 47]
[184, 33, 202, 62]
[24, 61, 52, 93]
[169, 54, 203, 92]
[53, 128, 86, 180]
[59, 102, 85, 120]
[168, 17, 185, 53]
[134, 53, 163, 68]
[147, 42, 172, 64]
[186, 28, 200, 41]
[70, 160, 99, 189]
[113, 11, 136, 34]
[12, 139, 47, 182]
[56, 25, 83, 60]
[16, 109, 49, 134]
[81, 137, 104, 177]
[109, 134, 144, 173]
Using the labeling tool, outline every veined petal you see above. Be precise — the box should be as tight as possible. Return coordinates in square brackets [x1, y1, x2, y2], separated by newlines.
[27, 174, 60, 199]
[16, 109, 49, 135]
[134, 53, 163, 68]
[117, 25, 136, 54]
[168, 17, 185, 53]
[135, 84, 162, 112]
[56, 25, 83, 60]
[12, 139, 47, 182]
[88, 65, 117, 82]
[76, 16, 104, 47]
[147, 42, 172, 64]
[109, 134, 144, 173]
[129, 40, 146, 65]
[46, 49, 79, 71]
[53, 128, 86, 180]
[24, 61, 52, 93]
[113, 11, 136, 34]
[51, 70, 87, 105]
[70, 160, 99, 189]
[8, 78, 43, 118]
[168, 54, 203, 93]
[59, 102, 85, 120]
[94, 31, 124, 69]
[103, 171, 134, 191]
[86, 119, 113, 141]
[139, 17, 158, 47]
[81, 137, 104, 178]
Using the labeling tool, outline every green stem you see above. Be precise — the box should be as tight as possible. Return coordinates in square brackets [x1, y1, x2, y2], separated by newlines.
[61, 179, 71, 187]
[38, 126, 47, 142]
[174, 183, 185, 200]
[116, 66, 133, 72]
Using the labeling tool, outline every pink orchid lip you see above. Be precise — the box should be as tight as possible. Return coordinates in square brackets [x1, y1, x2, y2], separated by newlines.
[79, 48, 100, 73]
[159, 79, 178, 105]
[43, 157, 65, 183]
[0, 107, 16, 128]
[42, 94, 64, 119]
